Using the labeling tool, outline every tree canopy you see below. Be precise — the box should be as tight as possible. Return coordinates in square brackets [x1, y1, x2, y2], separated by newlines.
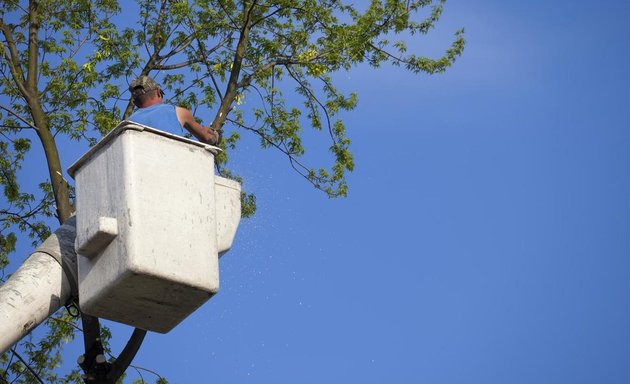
[0, 0, 464, 382]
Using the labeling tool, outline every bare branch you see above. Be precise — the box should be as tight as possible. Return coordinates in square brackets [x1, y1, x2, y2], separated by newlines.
[167, 73, 210, 102]
[106, 328, 147, 382]
[26, 0, 40, 93]
[182, 6, 235, 103]
[211, 0, 258, 131]
[8, 348, 45, 384]
[152, 0, 170, 52]
[217, 1, 239, 29]
[228, 117, 331, 190]
[154, 59, 199, 70]
[285, 66, 335, 143]
[368, 42, 412, 66]
[0, 104, 39, 131]
[49, 317, 83, 332]
[42, 32, 91, 94]
[0, 198, 49, 224]
[251, 6, 285, 27]
[160, 32, 195, 59]
[125, 363, 166, 383]
[0, 21, 30, 98]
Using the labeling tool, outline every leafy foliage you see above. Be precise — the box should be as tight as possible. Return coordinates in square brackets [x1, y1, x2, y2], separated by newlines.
[0, 0, 464, 382]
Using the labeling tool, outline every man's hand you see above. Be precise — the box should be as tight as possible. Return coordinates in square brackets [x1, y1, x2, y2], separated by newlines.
[207, 127, 222, 146]
[176, 106, 221, 145]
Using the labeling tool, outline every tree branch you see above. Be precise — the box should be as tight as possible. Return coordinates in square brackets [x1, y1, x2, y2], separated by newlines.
[9, 348, 45, 384]
[0, 104, 39, 132]
[228, 117, 331, 189]
[27, 0, 40, 92]
[183, 8, 235, 105]
[152, 0, 169, 52]
[159, 32, 195, 60]
[285, 66, 335, 143]
[0, 197, 49, 226]
[49, 316, 83, 332]
[105, 328, 147, 382]
[154, 59, 199, 70]
[211, 0, 258, 131]
[42, 31, 91, 95]
[251, 6, 284, 27]
[0, 21, 30, 98]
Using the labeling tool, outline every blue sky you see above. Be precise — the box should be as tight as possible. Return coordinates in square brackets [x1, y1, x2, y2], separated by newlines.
[8, 0, 630, 383]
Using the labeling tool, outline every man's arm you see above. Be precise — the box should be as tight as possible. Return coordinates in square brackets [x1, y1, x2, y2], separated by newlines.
[175, 106, 220, 145]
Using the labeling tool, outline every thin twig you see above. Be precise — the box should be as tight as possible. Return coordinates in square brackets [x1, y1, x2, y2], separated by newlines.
[48, 316, 83, 332]
[285, 66, 336, 143]
[8, 348, 44, 384]
[0, 105, 39, 132]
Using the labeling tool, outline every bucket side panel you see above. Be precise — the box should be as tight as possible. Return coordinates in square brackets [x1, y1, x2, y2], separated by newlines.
[76, 137, 131, 308]
[123, 131, 219, 292]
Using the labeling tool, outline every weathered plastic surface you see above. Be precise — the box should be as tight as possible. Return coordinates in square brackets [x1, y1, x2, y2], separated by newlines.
[214, 176, 241, 256]
[0, 219, 77, 354]
[68, 121, 241, 333]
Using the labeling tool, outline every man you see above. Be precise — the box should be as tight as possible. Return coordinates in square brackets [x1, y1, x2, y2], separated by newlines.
[127, 76, 220, 145]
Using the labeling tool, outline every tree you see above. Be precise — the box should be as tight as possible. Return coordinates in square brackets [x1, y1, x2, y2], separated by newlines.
[0, 0, 464, 382]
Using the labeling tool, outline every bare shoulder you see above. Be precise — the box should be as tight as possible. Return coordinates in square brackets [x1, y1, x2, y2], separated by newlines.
[175, 106, 193, 120]
[175, 106, 195, 126]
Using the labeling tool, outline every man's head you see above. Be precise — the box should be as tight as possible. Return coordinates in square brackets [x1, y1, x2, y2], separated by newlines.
[130, 76, 164, 107]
